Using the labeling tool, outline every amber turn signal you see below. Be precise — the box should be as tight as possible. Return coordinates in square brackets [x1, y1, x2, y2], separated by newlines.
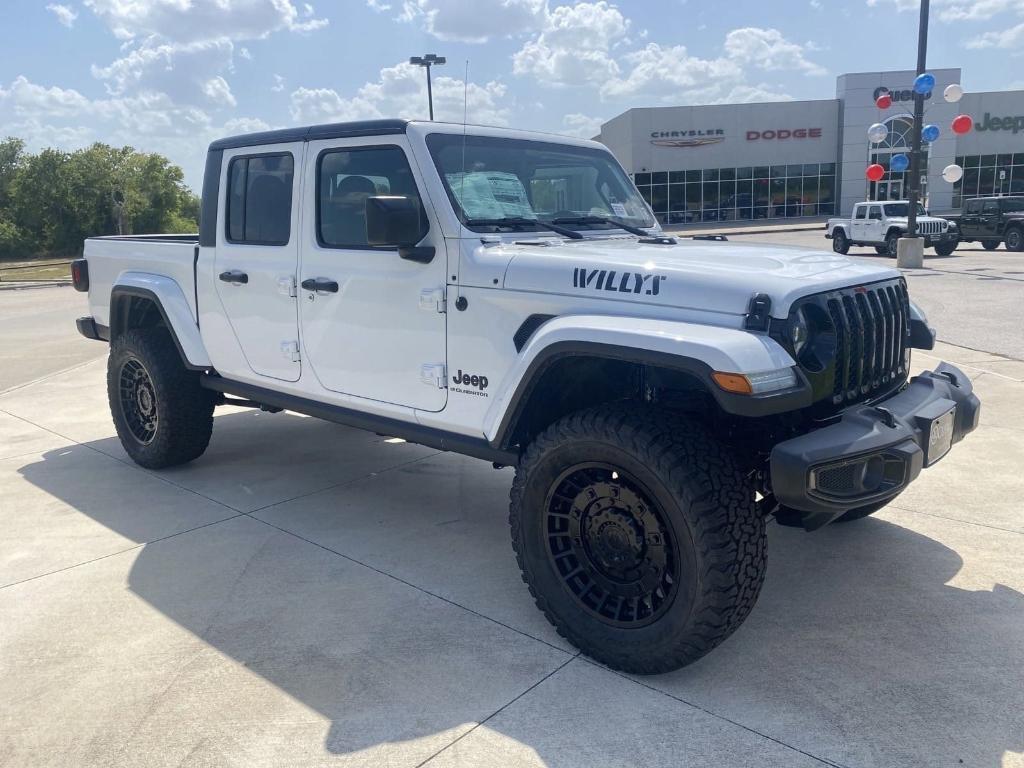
[712, 372, 753, 395]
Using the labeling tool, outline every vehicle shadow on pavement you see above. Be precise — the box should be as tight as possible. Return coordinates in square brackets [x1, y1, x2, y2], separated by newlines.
[16, 409, 1024, 767]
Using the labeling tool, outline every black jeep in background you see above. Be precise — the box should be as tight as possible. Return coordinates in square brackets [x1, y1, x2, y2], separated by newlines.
[946, 196, 1024, 252]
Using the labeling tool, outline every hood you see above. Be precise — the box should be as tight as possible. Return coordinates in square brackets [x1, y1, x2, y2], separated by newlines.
[500, 236, 900, 317]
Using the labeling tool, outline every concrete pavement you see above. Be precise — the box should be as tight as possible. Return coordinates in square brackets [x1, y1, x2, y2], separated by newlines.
[1, 339, 1022, 767]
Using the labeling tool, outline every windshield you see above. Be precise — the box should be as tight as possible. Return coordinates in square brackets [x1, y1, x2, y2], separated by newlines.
[425, 133, 655, 233]
[1000, 198, 1024, 213]
[883, 203, 926, 217]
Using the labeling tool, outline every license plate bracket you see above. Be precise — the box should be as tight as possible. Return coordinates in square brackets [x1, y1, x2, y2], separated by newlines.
[924, 406, 956, 466]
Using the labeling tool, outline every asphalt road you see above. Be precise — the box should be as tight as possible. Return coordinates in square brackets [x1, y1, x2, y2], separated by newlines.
[0, 284, 104, 393]
[722, 230, 1024, 360]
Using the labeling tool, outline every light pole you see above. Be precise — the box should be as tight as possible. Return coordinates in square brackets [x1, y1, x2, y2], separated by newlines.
[899, 0, 929, 268]
[409, 54, 446, 120]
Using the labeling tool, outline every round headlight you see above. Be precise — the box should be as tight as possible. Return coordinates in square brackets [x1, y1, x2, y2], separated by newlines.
[791, 306, 810, 357]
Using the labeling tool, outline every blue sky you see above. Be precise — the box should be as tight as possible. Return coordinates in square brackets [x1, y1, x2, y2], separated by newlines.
[1, 0, 1020, 189]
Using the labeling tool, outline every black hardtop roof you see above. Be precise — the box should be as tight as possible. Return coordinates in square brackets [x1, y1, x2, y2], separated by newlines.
[208, 119, 409, 151]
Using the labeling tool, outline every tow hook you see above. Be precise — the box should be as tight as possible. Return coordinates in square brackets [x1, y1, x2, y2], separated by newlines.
[873, 406, 897, 428]
[937, 370, 961, 388]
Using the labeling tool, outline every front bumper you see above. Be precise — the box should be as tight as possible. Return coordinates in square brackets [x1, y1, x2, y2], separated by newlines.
[924, 232, 956, 246]
[770, 362, 980, 530]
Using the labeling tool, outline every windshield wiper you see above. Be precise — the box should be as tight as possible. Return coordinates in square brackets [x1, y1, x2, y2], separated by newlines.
[463, 216, 583, 239]
[550, 215, 651, 238]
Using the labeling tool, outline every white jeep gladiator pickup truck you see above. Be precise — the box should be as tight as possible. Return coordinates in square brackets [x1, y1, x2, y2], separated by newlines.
[73, 119, 980, 673]
[826, 201, 958, 257]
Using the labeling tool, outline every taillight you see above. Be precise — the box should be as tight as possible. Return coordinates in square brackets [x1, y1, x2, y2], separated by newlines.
[71, 259, 89, 292]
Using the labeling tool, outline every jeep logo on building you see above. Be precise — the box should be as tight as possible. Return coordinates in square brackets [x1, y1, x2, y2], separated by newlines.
[873, 86, 931, 103]
[975, 113, 1024, 134]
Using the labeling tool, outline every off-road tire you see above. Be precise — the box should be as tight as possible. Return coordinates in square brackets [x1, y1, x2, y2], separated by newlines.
[982, 240, 999, 251]
[108, 327, 215, 469]
[833, 493, 901, 523]
[934, 241, 958, 257]
[1006, 227, 1023, 252]
[832, 230, 850, 255]
[509, 404, 766, 674]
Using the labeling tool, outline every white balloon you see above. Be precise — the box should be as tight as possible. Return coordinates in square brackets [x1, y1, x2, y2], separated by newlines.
[942, 164, 964, 183]
[867, 122, 888, 144]
[944, 83, 963, 103]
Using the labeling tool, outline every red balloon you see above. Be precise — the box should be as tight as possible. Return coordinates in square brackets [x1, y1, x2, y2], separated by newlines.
[951, 114, 973, 135]
[876, 93, 892, 110]
[866, 163, 885, 182]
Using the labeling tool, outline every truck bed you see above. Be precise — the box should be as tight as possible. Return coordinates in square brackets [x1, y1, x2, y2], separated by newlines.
[84, 235, 200, 329]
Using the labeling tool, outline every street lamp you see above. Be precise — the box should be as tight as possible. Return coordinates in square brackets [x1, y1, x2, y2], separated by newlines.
[409, 54, 446, 121]
[900, 0, 929, 267]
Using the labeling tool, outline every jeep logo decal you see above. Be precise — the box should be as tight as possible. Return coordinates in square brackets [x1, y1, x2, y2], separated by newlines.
[451, 369, 489, 397]
[572, 267, 667, 296]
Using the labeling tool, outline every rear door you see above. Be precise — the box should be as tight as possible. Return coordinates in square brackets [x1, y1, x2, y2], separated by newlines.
[981, 200, 1000, 240]
[867, 205, 884, 242]
[298, 137, 447, 412]
[851, 204, 868, 240]
[962, 199, 982, 236]
[214, 144, 302, 382]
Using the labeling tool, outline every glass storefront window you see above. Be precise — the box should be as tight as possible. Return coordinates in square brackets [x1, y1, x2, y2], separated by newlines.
[652, 171, 668, 184]
[650, 184, 668, 213]
[753, 166, 769, 179]
[703, 182, 719, 208]
[719, 168, 736, 181]
[685, 169, 701, 183]
[703, 168, 719, 182]
[980, 155, 997, 167]
[736, 167, 753, 179]
[770, 165, 786, 178]
[634, 172, 651, 186]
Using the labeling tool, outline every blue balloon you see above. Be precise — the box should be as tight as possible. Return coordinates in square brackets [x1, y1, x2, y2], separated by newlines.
[922, 124, 940, 142]
[890, 154, 910, 173]
[914, 73, 935, 95]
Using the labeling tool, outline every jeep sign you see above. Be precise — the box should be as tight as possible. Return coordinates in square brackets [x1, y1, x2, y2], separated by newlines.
[975, 113, 1024, 134]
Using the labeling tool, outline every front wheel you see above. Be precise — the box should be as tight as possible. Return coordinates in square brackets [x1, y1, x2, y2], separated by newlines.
[832, 230, 850, 255]
[934, 240, 958, 256]
[1006, 228, 1024, 252]
[509, 405, 766, 674]
[874, 245, 888, 255]
[108, 327, 215, 469]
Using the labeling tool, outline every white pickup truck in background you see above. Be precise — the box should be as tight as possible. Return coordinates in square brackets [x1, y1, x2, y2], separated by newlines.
[826, 201, 958, 257]
[71, 118, 980, 674]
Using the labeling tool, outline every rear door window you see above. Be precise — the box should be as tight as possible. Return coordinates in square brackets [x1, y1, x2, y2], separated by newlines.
[226, 153, 294, 245]
[855, 205, 867, 219]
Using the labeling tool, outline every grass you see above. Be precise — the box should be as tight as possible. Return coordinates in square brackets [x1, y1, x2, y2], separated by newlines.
[0, 257, 73, 282]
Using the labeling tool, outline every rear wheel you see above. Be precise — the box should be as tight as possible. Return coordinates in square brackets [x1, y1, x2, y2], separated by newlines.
[982, 240, 1000, 251]
[108, 327, 215, 469]
[885, 232, 900, 257]
[832, 230, 850, 255]
[510, 404, 766, 674]
[1006, 227, 1023, 252]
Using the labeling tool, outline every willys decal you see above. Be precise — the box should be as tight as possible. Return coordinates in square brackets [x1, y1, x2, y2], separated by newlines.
[572, 267, 668, 296]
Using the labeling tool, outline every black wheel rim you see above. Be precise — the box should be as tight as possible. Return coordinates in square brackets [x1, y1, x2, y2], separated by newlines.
[887, 238, 898, 256]
[544, 463, 678, 628]
[119, 358, 158, 445]
[833, 234, 845, 252]
[1009, 231, 1021, 249]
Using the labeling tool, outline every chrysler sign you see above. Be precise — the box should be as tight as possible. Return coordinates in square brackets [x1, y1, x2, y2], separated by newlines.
[650, 129, 725, 147]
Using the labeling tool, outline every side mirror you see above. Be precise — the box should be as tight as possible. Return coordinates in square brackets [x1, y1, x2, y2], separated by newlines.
[365, 195, 434, 263]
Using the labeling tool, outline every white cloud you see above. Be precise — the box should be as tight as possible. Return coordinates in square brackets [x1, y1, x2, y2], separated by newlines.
[512, 2, 629, 86]
[965, 21, 1024, 48]
[83, 0, 328, 43]
[46, 3, 79, 28]
[561, 113, 605, 138]
[202, 76, 237, 107]
[367, 0, 392, 9]
[599, 43, 742, 101]
[91, 39, 236, 103]
[271, 74, 286, 92]
[399, 0, 546, 43]
[723, 27, 827, 75]
[290, 61, 510, 126]
[239, 46, 252, 60]
[866, 0, 1022, 21]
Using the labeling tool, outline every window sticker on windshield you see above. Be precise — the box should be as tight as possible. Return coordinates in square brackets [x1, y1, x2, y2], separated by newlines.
[446, 171, 534, 219]
[610, 202, 628, 218]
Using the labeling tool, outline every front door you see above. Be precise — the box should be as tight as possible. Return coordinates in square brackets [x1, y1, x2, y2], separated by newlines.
[214, 144, 302, 382]
[298, 138, 447, 412]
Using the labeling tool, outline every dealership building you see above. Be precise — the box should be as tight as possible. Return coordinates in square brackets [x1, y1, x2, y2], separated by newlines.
[594, 68, 1024, 224]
